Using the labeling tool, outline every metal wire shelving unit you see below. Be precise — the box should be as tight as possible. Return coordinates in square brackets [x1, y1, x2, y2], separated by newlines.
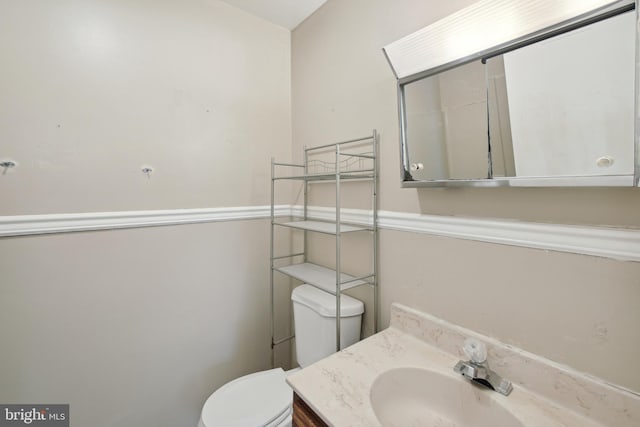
[269, 130, 378, 367]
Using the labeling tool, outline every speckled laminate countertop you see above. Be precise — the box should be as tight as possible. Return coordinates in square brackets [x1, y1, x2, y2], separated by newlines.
[287, 303, 640, 427]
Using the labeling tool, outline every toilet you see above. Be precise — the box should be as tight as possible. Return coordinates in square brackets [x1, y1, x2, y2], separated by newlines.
[198, 284, 364, 427]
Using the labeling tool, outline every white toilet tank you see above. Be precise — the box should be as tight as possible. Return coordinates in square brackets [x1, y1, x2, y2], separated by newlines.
[291, 284, 364, 368]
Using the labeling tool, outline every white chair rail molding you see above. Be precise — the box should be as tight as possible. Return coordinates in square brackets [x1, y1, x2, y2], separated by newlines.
[1, 205, 639, 262]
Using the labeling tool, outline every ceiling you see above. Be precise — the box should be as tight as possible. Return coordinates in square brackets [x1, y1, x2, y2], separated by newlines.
[219, 0, 327, 30]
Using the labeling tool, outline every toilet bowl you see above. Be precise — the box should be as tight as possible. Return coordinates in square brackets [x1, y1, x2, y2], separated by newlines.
[198, 284, 364, 427]
[198, 367, 300, 427]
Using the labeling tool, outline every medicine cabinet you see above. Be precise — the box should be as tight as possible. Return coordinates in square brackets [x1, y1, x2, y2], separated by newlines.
[383, 0, 639, 187]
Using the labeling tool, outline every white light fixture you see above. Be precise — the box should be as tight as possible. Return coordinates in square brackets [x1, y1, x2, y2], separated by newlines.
[383, 0, 635, 82]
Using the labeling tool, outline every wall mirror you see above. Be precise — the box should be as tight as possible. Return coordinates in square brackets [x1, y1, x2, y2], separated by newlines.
[383, 0, 639, 187]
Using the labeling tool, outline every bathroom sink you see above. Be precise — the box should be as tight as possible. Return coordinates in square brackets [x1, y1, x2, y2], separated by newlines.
[369, 367, 524, 427]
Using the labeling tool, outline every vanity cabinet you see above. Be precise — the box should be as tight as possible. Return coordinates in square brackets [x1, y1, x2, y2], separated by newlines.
[293, 393, 328, 427]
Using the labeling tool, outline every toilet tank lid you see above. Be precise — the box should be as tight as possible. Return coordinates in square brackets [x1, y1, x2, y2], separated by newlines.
[291, 284, 364, 317]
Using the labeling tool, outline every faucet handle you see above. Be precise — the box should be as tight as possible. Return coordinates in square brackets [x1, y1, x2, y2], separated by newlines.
[463, 338, 487, 364]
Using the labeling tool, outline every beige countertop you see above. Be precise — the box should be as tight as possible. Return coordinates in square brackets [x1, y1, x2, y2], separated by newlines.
[287, 303, 640, 427]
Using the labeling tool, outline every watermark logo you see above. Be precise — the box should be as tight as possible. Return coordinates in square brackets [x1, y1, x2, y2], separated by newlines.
[0, 405, 68, 426]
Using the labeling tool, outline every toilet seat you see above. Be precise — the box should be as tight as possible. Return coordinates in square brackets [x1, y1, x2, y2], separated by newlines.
[200, 368, 294, 427]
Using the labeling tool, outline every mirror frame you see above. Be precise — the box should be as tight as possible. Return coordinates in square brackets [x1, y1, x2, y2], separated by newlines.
[383, 0, 640, 187]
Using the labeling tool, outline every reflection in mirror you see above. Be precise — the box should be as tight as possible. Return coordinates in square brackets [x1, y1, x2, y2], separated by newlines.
[487, 11, 635, 179]
[404, 61, 488, 180]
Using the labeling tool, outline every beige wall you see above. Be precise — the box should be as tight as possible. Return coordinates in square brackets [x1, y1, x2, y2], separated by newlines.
[0, 1, 292, 426]
[0, 220, 293, 426]
[0, 0, 291, 215]
[292, 0, 640, 391]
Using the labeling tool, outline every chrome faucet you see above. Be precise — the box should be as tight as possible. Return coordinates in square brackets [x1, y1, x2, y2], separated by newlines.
[453, 338, 513, 396]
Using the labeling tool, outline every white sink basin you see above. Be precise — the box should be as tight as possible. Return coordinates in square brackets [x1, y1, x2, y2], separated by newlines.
[370, 367, 524, 427]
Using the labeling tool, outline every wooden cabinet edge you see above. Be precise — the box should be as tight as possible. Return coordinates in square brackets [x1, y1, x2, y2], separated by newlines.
[293, 392, 329, 427]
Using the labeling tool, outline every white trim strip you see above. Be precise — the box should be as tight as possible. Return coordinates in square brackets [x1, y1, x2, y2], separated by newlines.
[1, 205, 638, 262]
[376, 210, 640, 262]
[0, 206, 291, 237]
[298, 206, 640, 262]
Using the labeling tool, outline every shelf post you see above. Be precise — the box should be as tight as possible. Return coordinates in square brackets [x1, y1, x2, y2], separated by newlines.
[270, 157, 276, 368]
[304, 145, 309, 264]
[335, 144, 342, 352]
[372, 129, 379, 333]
